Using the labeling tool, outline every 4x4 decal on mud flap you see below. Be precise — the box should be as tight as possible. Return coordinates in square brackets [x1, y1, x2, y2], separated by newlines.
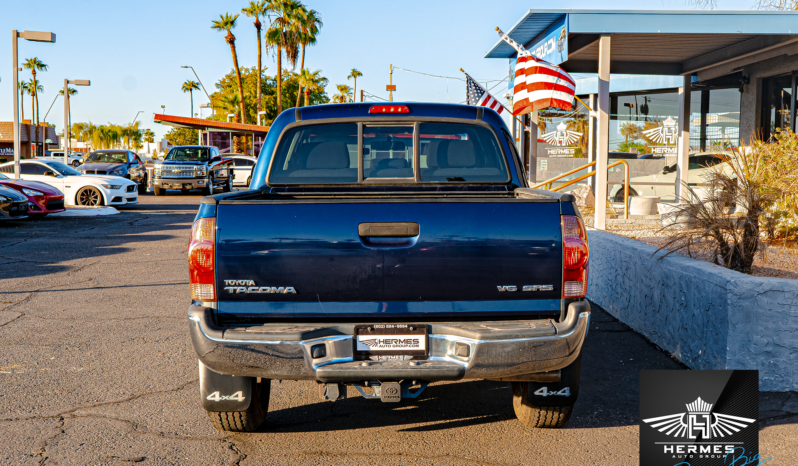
[534, 387, 571, 397]
[206, 391, 245, 402]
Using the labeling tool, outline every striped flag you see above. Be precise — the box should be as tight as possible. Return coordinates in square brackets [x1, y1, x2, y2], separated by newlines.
[512, 55, 575, 115]
[466, 74, 504, 114]
[495, 27, 576, 115]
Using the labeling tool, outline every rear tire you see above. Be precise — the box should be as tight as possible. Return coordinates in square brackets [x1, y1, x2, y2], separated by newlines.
[153, 186, 165, 196]
[137, 178, 147, 195]
[223, 179, 231, 192]
[511, 354, 581, 429]
[206, 379, 271, 432]
[512, 387, 574, 428]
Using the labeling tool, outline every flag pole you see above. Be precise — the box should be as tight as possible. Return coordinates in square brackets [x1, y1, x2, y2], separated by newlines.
[459, 68, 527, 128]
[494, 26, 594, 116]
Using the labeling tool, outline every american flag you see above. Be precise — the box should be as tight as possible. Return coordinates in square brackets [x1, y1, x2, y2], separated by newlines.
[512, 55, 575, 115]
[466, 75, 504, 114]
[496, 27, 575, 115]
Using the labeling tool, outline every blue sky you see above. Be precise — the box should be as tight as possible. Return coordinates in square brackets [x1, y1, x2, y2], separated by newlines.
[0, 0, 753, 141]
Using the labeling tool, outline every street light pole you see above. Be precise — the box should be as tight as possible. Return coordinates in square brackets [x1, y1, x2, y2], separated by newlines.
[132, 111, 143, 125]
[11, 29, 55, 179]
[181, 66, 214, 116]
[63, 79, 90, 165]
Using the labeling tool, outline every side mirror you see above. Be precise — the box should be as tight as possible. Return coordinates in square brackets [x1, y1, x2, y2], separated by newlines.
[44, 171, 56, 177]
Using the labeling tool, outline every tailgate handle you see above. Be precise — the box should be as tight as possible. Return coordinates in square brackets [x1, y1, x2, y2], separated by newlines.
[358, 222, 419, 237]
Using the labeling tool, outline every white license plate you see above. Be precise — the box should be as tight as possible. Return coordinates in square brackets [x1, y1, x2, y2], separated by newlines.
[355, 324, 427, 357]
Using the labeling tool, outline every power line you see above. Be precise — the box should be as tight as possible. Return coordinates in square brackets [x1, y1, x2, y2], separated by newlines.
[361, 90, 388, 102]
[392, 66, 505, 84]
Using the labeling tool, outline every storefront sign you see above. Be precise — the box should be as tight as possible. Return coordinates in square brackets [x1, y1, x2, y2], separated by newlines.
[644, 116, 679, 155]
[526, 15, 568, 66]
[541, 122, 582, 157]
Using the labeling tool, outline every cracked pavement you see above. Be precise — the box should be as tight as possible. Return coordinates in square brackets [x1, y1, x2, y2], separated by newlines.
[1, 194, 796, 465]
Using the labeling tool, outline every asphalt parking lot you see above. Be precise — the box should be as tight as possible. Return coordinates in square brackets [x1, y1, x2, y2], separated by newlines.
[1, 193, 797, 465]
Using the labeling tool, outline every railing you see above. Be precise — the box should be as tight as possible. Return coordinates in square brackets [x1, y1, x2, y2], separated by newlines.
[531, 160, 630, 219]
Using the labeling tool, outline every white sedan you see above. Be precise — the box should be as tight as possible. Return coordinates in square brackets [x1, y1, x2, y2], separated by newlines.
[0, 160, 138, 207]
[228, 154, 258, 187]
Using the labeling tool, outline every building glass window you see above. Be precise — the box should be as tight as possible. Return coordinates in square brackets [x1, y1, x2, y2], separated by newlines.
[761, 74, 795, 138]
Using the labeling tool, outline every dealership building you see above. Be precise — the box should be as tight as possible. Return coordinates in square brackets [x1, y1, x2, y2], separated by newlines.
[487, 9, 798, 228]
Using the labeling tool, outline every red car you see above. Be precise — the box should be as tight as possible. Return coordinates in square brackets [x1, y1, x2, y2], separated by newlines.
[0, 172, 65, 217]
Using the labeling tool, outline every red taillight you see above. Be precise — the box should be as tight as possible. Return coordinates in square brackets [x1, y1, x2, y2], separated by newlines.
[368, 105, 410, 114]
[562, 215, 589, 298]
[189, 217, 216, 301]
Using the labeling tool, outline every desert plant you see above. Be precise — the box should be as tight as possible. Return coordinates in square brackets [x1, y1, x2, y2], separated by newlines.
[760, 128, 798, 239]
[655, 145, 780, 274]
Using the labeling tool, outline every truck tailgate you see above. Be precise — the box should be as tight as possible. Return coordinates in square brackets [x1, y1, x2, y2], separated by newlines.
[215, 200, 563, 320]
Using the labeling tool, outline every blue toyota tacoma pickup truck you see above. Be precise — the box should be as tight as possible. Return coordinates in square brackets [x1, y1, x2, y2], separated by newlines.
[188, 103, 591, 432]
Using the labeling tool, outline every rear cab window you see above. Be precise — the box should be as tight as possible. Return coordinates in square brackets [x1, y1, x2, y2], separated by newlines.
[267, 121, 509, 185]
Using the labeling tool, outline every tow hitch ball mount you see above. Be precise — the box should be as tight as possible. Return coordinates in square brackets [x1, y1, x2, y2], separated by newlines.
[320, 381, 428, 403]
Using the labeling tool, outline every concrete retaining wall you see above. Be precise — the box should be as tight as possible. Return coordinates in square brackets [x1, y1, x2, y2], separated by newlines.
[586, 229, 798, 391]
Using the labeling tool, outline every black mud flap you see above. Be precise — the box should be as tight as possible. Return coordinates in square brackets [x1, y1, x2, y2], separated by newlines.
[521, 354, 582, 407]
[199, 361, 254, 412]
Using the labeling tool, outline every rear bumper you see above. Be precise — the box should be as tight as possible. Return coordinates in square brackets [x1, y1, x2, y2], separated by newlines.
[188, 301, 590, 383]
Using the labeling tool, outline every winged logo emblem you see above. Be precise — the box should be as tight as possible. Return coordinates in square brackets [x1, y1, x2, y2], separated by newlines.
[541, 122, 582, 147]
[643, 116, 679, 145]
[642, 397, 755, 439]
[359, 339, 379, 348]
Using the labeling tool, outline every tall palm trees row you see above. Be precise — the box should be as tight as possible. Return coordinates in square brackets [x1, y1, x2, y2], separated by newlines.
[212, 0, 322, 123]
[69, 122, 146, 151]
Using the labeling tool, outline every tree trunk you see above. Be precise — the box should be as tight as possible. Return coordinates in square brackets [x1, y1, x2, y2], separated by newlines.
[34, 74, 40, 155]
[353, 78, 357, 103]
[296, 44, 306, 107]
[276, 45, 283, 114]
[190, 90, 194, 117]
[305, 88, 310, 107]
[228, 32, 247, 124]
[256, 20, 262, 115]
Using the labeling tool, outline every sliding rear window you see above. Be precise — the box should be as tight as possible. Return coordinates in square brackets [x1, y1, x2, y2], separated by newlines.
[418, 123, 508, 183]
[267, 121, 509, 184]
[269, 123, 358, 184]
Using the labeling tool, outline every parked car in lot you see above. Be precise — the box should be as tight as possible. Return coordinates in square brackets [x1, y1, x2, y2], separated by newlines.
[611, 152, 736, 201]
[40, 151, 84, 167]
[79, 150, 148, 194]
[227, 154, 257, 186]
[188, 103, 591, 432]
[0, 160, 138, 207]
[0, 185, 30, 221]
[0, 172, 65, 217]
[152, 145, 232, 195]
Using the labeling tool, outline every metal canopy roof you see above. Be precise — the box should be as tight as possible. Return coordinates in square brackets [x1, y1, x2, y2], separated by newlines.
[153, 114, 269, 135]
[486, 10, 798, 76]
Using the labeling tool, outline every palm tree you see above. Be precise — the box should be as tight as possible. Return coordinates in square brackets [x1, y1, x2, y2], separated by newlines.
[19, 81, 30, 121]
[217, 92, 242, 121]
[181, 80, 200, 116]
[23, 58, 47, 126]
[143, 129, 155, 154]
[59, 87, 78, 147]
[242, 0, 269, 115]
[265, 0, 302, 114]
[294, 8, 322, 107]
[24, 79, 43, 148]
[300, 69, 327, 107]
[347, 69, 363, 103]
[212, 13, 248, 124]
[332, 84, 353, 103]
